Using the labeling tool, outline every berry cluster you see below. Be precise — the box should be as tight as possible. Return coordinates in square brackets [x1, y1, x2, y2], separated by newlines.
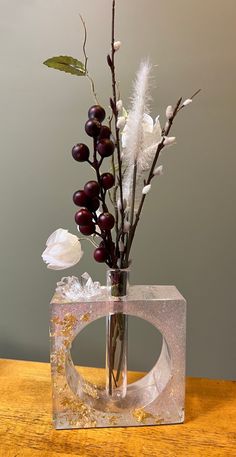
[72, 105, 116, 265]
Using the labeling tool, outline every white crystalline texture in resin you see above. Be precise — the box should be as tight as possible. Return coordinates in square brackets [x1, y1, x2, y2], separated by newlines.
[50, 285, 186, 429]
[55, 272, 101, 301]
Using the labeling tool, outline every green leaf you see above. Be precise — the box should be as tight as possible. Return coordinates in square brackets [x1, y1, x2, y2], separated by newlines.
[43, 56, 86, 76]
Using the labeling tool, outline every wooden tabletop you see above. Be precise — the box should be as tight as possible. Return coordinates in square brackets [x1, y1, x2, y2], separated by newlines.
[0, 359, 235, 456]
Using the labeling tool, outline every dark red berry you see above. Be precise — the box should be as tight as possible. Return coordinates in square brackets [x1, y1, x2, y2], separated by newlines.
[79, 223, 95, 236]
[85, 119, 101, 137]
[75, 208, 92, 225]
[98, 212, 115, 231]
[73, 190, 90, 207]
[101, 173, 115, 190]
[87, 197, 100, 212]
[72, 143, 89, 162]
[84, 181, 100, 198]
[93, 247, 107, 263]
[88, 105, 106, 122]
[99, 125, 111, 140]
[97, 139, 115, 157]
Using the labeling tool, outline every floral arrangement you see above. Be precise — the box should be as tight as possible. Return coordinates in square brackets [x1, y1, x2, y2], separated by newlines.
[42, 0, 200, 400]
[42, 1, 200, 275]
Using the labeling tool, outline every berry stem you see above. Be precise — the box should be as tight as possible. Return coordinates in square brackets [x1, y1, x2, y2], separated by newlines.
[92, 137, 118, 268]
[78, 236, 99, 248]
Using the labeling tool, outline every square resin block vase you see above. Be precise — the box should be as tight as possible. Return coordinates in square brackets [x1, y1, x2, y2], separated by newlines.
[50, 277, 186, 429]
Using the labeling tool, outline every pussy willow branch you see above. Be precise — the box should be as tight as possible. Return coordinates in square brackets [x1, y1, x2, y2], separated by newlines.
[110, 137, 119, 242]
[110, 0, 125, 258]
[178, 89, 201, 112]
[124, 90, 201, 266]
[79, 15, 99, 104]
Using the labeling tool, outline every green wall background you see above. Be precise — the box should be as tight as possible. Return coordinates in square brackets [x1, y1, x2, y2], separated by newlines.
[0, 0, 235, 379]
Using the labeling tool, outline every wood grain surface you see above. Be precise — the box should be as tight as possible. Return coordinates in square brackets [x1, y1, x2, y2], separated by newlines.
[0, 359, 235, 456]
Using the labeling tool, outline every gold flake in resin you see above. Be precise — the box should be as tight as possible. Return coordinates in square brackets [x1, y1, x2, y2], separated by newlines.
[82, 383, 99, 399]
[51, 348, 65, 365]
[61, 313, 78, 337]
[51, 316, 63, 325]
[53, 382, 68, 394]
[80, 312, 91, 322]
[155, 417, 164, 424]
[108, 415, 120, 425]
[56, 364, 64, 374]
[51, 348, 66, 375]
[63, 339, 71, 349]
[68, 419, 80, 427]
[60, 395, 96, 427]
[132, 408, 155, 424]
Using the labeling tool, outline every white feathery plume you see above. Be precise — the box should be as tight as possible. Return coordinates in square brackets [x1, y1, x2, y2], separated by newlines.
[123, 60, 152, 167]
[122, 60, 152, 206]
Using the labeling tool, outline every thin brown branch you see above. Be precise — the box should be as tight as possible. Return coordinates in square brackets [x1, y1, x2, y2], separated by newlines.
[110, 0, 125, 262]
[79, 14, 99, 103]
[79, 14, 88, 72]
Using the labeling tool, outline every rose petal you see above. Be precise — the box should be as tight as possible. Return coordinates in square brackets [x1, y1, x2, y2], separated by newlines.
[142, 113, 154, 133]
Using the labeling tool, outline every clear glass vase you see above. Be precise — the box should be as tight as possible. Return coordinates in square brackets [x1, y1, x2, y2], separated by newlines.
[106, 269, 129, 399]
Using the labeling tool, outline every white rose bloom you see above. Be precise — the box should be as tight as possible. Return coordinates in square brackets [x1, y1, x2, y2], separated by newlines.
[42, 228, 83, 270]
[122, 113, 162, 170]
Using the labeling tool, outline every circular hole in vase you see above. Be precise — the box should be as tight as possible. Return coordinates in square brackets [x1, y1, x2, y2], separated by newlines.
[66, 315, 172, 412]
[70, 316, 163, 385]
